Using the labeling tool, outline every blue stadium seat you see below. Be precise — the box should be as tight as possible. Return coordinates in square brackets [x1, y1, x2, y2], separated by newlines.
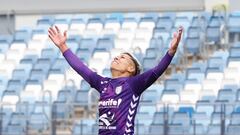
[152, 112, 165, 124]
[76, 48, 92, 64]
[72, 123, 89, 135]
[208, 16, 224, 27]
[0, 112, 11, 132]
[29, 112, 49, 131]
[142, 57, 157, 71]
[179, 107, 194, 119]
[6, 79, 24, 93]
[230, 112, 240, 125]
[170, 72, 186, 84]
[145, 48, 158, 58]
[139, 104, 156, 117]
[65, 40, 79, 54]
[184, 37, 202, 55]
[57, 89, 73, 102]
[52, 101, 71, 120]
[189, 124, 205, 135]
[0, 39, 10, 54]
[187, 26, 201, 38]
[96, 38, 113, 51]
[0, 35, 13, 44]
[172, 112, 190, 129]
[134, 123, 147, 135]
[32, 26, 48, 35]
[6, 123, 25, 135]
[196, 100, 214, 117]
[168, 124, 185, 135]
[34, 58, 51, 73]
[217, 89, 236, 103]
[8, 112, 27, 128]
[228, 12, 240, 33]
[170, 50, 182, 66]
[148, 124, 164, 135]
[156, 16, 173, 31]
[30, 69, 47, 83]
[210, 112, 222, 125]
[20, 55, 38, 64]
[207, 124, 221, 135]
[14, 28, 32, 43]
[80, 80, 91, 91]
[41, 48, 59, 63]
[149, 37, 164, 51]
[74, 90, 89, 106]
[187, 72, 205, 83]
[37, 16, 54, 26]
[191, 61, 207, 73]
[51, 58, 69, 73]
[162, 12, 176, 21]
[229, 47, 240, 57]
[192, 112, 210, 131]
[0, 75, 8, 91]
[12, 69, 29, 83]
[191, 16, 207, 30]
[141, 89, 159, 103]
[207, 57, 226, 71]
[80, 38, 96, 52]
[227, 124, 240, 135]
[164, 79, 183, 92]
[153, 27, 170, 45]
[206, 26, 221, 43]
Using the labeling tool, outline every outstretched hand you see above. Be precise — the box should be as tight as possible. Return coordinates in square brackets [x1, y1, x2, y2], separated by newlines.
[48, 26, 68, 53]
[168, 26, 183, 56]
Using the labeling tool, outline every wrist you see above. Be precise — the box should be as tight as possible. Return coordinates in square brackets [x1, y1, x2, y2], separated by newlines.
[168, 48, 176, 56]
[59, 43, 68, 53]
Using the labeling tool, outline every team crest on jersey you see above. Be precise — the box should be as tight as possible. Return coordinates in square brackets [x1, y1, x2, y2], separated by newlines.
[115, 86, 122, 95]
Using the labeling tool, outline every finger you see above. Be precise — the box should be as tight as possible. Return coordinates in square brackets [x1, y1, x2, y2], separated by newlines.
[48, 28, 54, 37]
[178, 26, 183, 36]
[49, 27, 57, 35]
[55, 25, 60, 33]
[63, 30, 67, 38]
[173, 32, 177, 38]
[177, 26, 183, 41]
[48, 34, 54, 42]
[178, 26, 183, 32]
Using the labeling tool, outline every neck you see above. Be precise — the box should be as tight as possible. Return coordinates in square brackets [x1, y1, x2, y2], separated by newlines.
[111, 70, 131, 78]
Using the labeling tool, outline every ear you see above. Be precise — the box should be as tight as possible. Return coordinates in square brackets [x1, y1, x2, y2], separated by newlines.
[127, 65, 135, 75]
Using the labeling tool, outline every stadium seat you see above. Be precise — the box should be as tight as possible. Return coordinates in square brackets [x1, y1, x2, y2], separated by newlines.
[184, 37, 202, 55]
[227, 124, 240, 135]
[148, 124, 164, 135]
[156, 16, 173, 31]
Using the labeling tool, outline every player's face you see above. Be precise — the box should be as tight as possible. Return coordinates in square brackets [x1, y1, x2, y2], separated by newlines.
[110, 53, 135, 75]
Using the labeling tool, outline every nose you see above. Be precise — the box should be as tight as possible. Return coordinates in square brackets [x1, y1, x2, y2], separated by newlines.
[114, 56, 119, 61]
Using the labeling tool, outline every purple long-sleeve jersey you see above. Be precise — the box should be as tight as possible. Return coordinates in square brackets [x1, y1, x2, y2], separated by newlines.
[63, 49, 173, 135]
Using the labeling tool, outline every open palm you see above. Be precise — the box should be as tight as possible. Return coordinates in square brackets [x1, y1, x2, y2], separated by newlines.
[48, 26, 67, 48]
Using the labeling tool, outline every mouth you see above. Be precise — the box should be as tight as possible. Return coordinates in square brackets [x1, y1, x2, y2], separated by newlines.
[113, 60, 119, 64]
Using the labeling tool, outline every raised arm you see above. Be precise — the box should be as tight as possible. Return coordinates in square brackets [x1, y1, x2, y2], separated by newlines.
[48, 26, 103, 90]
[129, 26, 183, 95]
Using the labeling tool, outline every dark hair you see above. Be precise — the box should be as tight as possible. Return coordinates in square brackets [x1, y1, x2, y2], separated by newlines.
[122, 52, 141, 76]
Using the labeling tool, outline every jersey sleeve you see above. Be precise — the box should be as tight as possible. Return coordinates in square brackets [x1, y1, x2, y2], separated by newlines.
[63, 49, 103, 92]
[128, 51, 174, 95]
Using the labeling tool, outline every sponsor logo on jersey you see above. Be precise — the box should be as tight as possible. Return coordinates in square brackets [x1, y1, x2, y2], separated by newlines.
[99, 111, 116, 130]
[98, 98, 122, 108]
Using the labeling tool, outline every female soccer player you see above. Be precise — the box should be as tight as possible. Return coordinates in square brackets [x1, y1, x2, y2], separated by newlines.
[48, 25, 183, 135]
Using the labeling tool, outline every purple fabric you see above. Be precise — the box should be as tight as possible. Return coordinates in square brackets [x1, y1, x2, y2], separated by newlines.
[63, 49, 173, 135]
